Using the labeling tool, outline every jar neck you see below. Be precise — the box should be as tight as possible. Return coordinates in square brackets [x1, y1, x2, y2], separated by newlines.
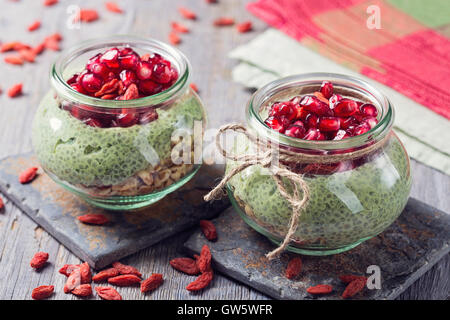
[50, 35, 190, 109]
[246, 73, 394, 152]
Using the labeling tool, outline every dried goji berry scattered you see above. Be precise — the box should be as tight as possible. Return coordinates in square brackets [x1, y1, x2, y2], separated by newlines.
[306, 284, 333, 295]
[19, 167, 39, 183]
[197, 245, 212, 273]
[123, 83, 139, 100]
[339, 274, 367, 284]
[313, 91, 329, 104]
[112, 261, 142, 277]
[64, 268, 81, 293]
[13, 42, 32, 51]
[169, 32, 181, 45]
[71, 284, 92, 297]
[77, 214, 109, 225]
[43, 0, 58, 6]
[95, 286, 122, 300]
[236, 21, 253, 33]
[171, 22, 190, 33]
[189, 83, 199, 93]
[170, 258, 200, 275]
[285, 257, 302, 279]
[141, 273, 164, 293]
[178, 7, 196, 20]
[186, 270, 213, 291]
[4, 55, 24, 65]
[341, 277, 366, 299]
[199, 220, 217, 241]
[19, 49, 36, 63]
[213, 17, 235, 27]
[77, 9, 99, 23]
[27, 20, 41, 32]
[7, 83, 23, 98]
[0, 196, 4, 210]
[92, 268, 120, 282]
[94, 79, 120, 97]
[108, 274, 141, 286]
[59, 264, 80, 276]
[140, 53, 150, 61]
[30, 251, 49, 269]
[32, 42, 46, 55]
[31, 285, 54, 300]
[79, 262, 92, 284]
[105, 2, 123, 13]
[1, 42, 18, 53]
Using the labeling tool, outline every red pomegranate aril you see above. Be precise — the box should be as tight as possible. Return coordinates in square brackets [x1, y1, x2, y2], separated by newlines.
[100, 48, 120, 69]
[319, 117, 340, 132]
[306, 113, 319, 129]
[340, 116, 357, 130]
[329, 94, 342, 108]
[269, 102, 296, 121]
[303, 128, 326, 140]
[80, 73, 103, 93]
[285, 125, 305, 138]
[265, 116, 288, 133]
[334, 99, 358, 117]
[119, 53, 140, 70]
[139, 80, 162, 95]
[119, 70, 137, 87]
[117, 110, 138, 127]
[152, 63, 172, 84]
[320, 81, 333, 99]
[87, 61, 110, 79]
[363, 117, 378, 129]
[360, 103, 378, 117]
[333, 129, 350, 140]
[67, 74, 79, 85]
[296, 107, 310, 121]
[301, 96, 332, 116]
[84, 118, 102, 127]
[140, 109, 159, 124]
[353, 123, 370, 135]
[136, 61, 153, 80]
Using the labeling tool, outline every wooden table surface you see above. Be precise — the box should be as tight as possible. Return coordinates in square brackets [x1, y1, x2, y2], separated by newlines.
[0, 0, 448, 300]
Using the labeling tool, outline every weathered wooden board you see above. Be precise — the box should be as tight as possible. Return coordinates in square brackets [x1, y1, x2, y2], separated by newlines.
[0, 153, 228, 269]
[184, 199, 450, 300]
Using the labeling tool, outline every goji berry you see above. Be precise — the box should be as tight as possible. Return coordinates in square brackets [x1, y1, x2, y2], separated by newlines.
[77, 9, 99, 23]
[32, 42, 46, 55]
[27, 20, 41, 32]
[141, 53, 150, 61]
[4, 55, 24, 65]
[0, 196, 4, 210]
[79, 262, 92, 284]
[186, 271, 213, 291]
[71, 284, 92, 297]
[178, 7, 196, 20]
[101, 94, 117, 100]
[43, 0, 58, 6]
[341, 277, 366, 299]
[44, 39, 60, 51]
[339, 274, 367, 284]
[19, 167, 38, 183]
[92, 268, 120, 282]
[189, 83, 199, 93]
[77, 214, 109, 225]
[197, 245, 212, 273]
[169, 32, 181, 45]
[170, 258, 200, 275]
[213, 17, 235, 27]
[94, 79, 119, 97]
[141, 273, 164, 293]
[30, 251, 49, 269]
[236, 21, 253, 33]
[306, 284, 333, 295]
[171, 22, 189, 33]
[123, 83, 139, 100]
[31, 285, 54, 300]
[285, 257, 302, 279]
[199, 220, 217, 241]
[95, 286, 122, 300]
[64, 268, 81, 293]
[0, 42, 18, 53]
[108, 274, 141, 286]
[18, 49, 36, 63]
[112, 261, 142, 277]
[7, 83, 23, 98]
[59, 264, 80, 276]
[105, 2, 123, 13]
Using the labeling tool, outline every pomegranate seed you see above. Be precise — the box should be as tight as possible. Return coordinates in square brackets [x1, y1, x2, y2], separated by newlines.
[136, 61, 153, 80]
[353, 123, 370, 135]
[139, 80, 162, 95]
[105, 2, 123, 13]
[83, 118, 102, 127]
[80, 73, 103, 93]
[329, 94, 342, 108]
[70, 83, 86, 94]
[140, 109, 158, 124]
[152, 63, 171, 84]
[269, 102, 296, 121]
[100, 48, 120, 69]
[305, 113, 319, 128]
[334, 99, 358, 117]
[285, 124, 305, 138]
[214, 17, 235, 27]
[320, 81, 333, 99]
[7, 83, 23, 98]
[117, 110, 138, 127]
[169, 32, 181, 45]
[362, 117, 378, 129]
[27, 20, 41, 32]
[178, 7, 196, 20]
[300, 95, 331, 116]
[119, 70, 137, 87]
[333, 130, 350, 140]
[119, 53, 140, 70]
[319, 117, 340, 132]
[340, 116, 358, 130]
[171, 22, 189, 33]
[87, 61, 110, 79]
[303, 128, 326, 140]
[236, 21, 253, 33]
[360, 103, 378, 117]
[265, 116, 289, 133]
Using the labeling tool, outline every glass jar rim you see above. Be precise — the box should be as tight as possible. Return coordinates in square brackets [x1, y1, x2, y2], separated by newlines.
[246, 73, 394, 151]
[50, 35, 190, 109]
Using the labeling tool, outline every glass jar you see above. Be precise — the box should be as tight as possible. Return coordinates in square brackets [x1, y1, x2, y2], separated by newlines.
[226, 73, 412, 255]
[32, 36, 206, 210]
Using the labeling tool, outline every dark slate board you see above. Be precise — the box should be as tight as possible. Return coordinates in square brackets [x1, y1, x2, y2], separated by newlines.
[184, 199, 450, 300]
[0, 153, 228, 269]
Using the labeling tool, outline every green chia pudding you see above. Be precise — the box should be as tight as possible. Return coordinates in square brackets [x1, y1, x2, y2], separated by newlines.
[225, 77, 412, 253]
[31, 39, 206, 209]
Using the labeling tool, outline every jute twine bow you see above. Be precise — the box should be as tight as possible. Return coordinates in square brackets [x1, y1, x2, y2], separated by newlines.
[204, 123, 390, 260]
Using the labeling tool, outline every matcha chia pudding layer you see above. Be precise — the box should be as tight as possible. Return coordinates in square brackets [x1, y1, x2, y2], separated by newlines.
[31, 36, 206, 210]
[225, 74, 412, 255]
